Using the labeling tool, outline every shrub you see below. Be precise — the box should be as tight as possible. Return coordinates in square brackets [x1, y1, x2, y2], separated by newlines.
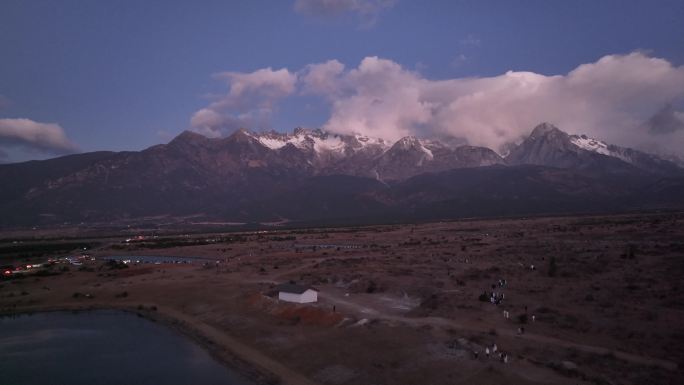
[627, 244, 637, 259]
[548, 256, 557, 277]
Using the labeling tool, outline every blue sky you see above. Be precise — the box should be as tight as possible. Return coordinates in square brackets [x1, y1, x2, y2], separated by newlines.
[1, 0, 683, 162]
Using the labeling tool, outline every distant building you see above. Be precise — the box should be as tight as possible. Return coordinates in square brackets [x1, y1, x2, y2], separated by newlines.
[276, 283, 318, 303]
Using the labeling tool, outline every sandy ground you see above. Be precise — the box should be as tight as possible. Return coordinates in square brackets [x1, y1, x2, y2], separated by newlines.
[1, 212, 683, 384]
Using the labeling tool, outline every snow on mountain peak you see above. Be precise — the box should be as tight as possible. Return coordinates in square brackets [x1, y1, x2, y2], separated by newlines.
[569, 134, 636, 164]
[530, 122, 561, 138]
[312, 135, 345, 153]
[395, 136, 420, 146]
[354, 134, 388, 147]
[570, 135, 611, 156]
[419, 143, 434, 160]
[254, 129, 348, 154]
[257, 134, 288, 150]
[393, 136, 434, 162]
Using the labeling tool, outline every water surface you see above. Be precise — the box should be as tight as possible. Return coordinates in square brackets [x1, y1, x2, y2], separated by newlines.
[100, 255, 217, 264]
[0, 310, 250, 385]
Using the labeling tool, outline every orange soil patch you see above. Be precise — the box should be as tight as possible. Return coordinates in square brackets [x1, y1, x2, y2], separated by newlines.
[275, 305, 344, 327]
[245, 293, 344, 326]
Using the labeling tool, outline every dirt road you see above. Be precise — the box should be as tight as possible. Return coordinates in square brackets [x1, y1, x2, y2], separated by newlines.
[317, 291, 679, 371]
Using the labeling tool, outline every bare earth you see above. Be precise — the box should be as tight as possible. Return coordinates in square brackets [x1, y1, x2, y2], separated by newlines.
[1, 212, 683, 385]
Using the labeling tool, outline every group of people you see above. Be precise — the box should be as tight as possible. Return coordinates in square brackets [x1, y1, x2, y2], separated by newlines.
[473, 278, 518, 364]
[489, 291, 505, 304]
[481, 278, 507, 305]
[474, 343, 509, 363]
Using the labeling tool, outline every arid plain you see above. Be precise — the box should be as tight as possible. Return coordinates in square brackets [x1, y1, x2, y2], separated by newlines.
[1, 212, 682, 385]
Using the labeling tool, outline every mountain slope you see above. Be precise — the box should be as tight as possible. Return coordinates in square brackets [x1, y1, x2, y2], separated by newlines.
[0, 123, 682, 227]
[506, 122, 683, 176]
[373, 137, 505, 181]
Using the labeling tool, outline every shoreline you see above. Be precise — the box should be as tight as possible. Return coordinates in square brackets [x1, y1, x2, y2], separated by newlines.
[0, 303, 318, 385]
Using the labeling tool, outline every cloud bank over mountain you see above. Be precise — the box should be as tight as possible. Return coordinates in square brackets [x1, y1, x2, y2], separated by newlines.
[191, 52, 684, 157]
[0, 118, 79, 157]
[190, 68, 297, 138]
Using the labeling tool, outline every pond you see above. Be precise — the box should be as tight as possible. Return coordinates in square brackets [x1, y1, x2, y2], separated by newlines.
[100, 255, 218, 264]
[0, 310, 251, 385]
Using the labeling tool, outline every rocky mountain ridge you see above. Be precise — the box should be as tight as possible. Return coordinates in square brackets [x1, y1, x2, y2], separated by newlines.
[505, 122, 682, 176]
[0, 123, 682, 227]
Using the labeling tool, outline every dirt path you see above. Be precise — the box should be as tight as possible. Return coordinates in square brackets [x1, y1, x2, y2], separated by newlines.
[156, 305, 321, 385]
[4, 303, 321, 385]
[317, 292, 679, 371]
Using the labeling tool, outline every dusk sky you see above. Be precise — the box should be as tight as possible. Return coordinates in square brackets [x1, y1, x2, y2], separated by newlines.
[1, 0, 683, 162]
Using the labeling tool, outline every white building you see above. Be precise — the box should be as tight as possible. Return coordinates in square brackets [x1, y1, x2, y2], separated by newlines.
[276, 283, 318, 303]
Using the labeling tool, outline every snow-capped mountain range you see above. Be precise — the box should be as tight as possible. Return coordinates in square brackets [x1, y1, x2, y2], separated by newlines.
[0, 122, 682, 227]
[506, 123, 683, 175]
[176, 122, 681, 180]
[254, 127, 388, 153]
[188, 127, 506, 181]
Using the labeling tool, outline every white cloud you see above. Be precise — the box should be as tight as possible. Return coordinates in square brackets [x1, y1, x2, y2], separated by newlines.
[644, 104, 684, 135]
[210, 68, 297, 111]
[0, 118, 78, 155]
[300, 60, 346, 96]
[294, 0, 396, 26]
[190, 52, 684, 157]
[301, 52, 684, 156]
[190, 108, 227, 138]
[190, 67, 297, 137]
[318, 57, 434, 141]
